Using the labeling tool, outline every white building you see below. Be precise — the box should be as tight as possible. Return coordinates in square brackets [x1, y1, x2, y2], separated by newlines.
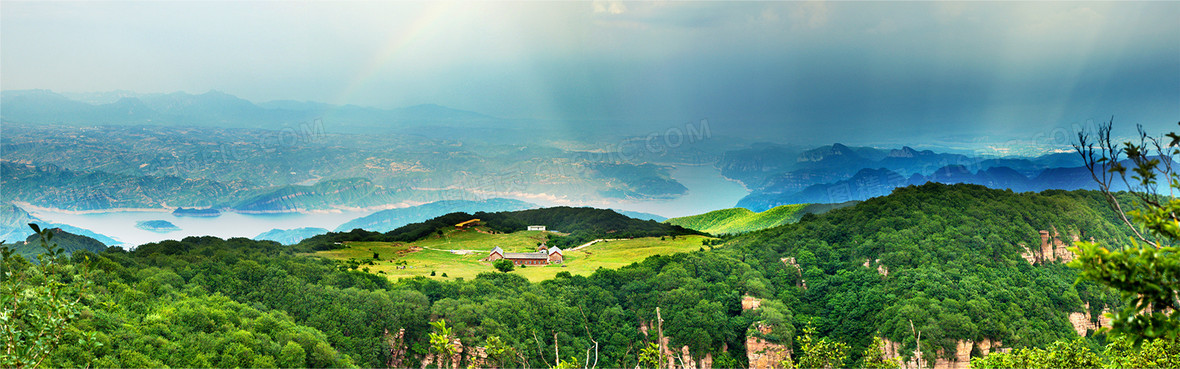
[527, 225, 546, 231]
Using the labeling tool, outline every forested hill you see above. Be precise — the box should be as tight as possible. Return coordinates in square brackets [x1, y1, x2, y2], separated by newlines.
[721, 183, 1132, 364]
[5, 227, 110, 261]
[666, 202, 856, 235]
[298, 206, 704, 250]
[13, 183, 1141, 368]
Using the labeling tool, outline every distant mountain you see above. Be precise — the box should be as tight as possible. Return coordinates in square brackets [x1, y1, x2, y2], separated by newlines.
[0, 89, 502, 133]
[229, 178, 443, 213]
[666, 202, 855, 235]
[611, 209, 668, 222]
[717, 143, 803, 187]
[334, 199, 537, 232]
[0, 203, 37, 243]
[0, 203, 118, 245]
[1, 161, 251, 211]
[718, 141, 1128, 211]
[736, 162, 1137, 211]
[254, 227, 329, 245]
[738, 168, 907, 210]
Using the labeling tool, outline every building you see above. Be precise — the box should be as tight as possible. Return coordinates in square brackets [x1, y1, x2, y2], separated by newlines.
[487, 246, 563, 265]
[455, 219, 480, 229]
[527, 225, 546, 231]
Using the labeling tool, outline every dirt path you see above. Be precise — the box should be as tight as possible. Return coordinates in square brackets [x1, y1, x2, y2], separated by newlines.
[570, 238, 624, 251]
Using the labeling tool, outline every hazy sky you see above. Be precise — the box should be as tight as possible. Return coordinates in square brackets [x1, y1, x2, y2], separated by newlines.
[2, 1, 1177, 144]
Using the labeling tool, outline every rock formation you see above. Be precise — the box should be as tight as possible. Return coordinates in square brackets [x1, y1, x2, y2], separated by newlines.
[418, 337, 490, 369]
[639, 321, 716, 369]
[1068, 302, 1113, 336]
[1023, 227, 1083, 264]
[863, 258, 888, 276]
[742, 296, 762, 310]
[746, 324, 792, 369]
[782, 257, 807, 288]
[385, 328, 408, 369]
[880, 338, 1005, 369]
[741, 296, 792, 369]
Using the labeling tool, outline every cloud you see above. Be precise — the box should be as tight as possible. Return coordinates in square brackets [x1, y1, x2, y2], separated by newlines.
[592, 0, 627, 15]
[790, 1, 828, 29]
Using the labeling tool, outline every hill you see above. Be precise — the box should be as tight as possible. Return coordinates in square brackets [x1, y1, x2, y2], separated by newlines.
[298, 206, 705, 251]
[722, 183, 1132, 365]
[334, 199, 537, 232]
[253, 227, 329, 245]
[5, 227, 110, 261]
[666, 202, 856, 235]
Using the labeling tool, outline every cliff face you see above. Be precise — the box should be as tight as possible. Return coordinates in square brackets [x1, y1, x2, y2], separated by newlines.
[1023, 226, 1082, 264]
[412, 337, 491, 369]
[639, 322, 715, 369]
[746, 325, 791, 369]
[742, 297, 792, 369]
[1069, 302, 1113, 336]
[881, 338, 1006, 369]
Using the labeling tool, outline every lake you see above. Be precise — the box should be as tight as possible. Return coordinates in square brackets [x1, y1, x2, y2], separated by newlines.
[26, 208, 377, 248]
[610, 164, 750, 218]
[26, 164, 748, 247]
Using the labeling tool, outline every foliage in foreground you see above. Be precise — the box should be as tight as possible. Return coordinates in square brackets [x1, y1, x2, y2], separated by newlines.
[1072, 121, 1179, 342]
[970, 336, 1179, 369]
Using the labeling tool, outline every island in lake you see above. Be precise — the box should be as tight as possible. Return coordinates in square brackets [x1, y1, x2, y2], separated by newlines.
[172, 207, 221, 217]
[136, 220, 180, 233]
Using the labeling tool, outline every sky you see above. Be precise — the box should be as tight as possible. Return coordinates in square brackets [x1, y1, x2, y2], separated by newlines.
[2, 1, 1178, 145]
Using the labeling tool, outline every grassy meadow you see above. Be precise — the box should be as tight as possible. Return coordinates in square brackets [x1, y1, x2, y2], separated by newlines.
[306, 227, 715, 282]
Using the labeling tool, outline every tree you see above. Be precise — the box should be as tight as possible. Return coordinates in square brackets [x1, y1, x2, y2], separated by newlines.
[969, 337, 1100, 369]
[278, 341, 307, 368]
[485, 335, 516, 369]
[494, 259, 515, 273]
[1073, 120, 1180, 342]
[429, 319, 457, 369]
[861, 336, 900, 369]
[637, 342, 661, 369]
[0, 224, 96, 369]
[791, 325, 849, 369]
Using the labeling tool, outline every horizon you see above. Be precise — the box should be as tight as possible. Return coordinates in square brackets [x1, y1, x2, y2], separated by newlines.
[0, 87, 1154, 155]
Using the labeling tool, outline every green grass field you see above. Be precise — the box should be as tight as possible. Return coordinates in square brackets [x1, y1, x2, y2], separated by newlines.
[306, 228, 714, 282]
[665, 204, 808, 235]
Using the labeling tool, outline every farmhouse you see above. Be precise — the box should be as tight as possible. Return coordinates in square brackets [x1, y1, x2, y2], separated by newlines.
[527, 225, 546, 231]
[487, 246, 563, 265]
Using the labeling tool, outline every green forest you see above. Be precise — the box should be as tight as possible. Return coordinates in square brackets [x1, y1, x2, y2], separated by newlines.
[2, 183, 1177, 368]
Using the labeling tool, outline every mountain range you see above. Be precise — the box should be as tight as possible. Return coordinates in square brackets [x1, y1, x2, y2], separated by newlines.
[0, 89, 498, 133]
[716, 143, 1123, 211]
